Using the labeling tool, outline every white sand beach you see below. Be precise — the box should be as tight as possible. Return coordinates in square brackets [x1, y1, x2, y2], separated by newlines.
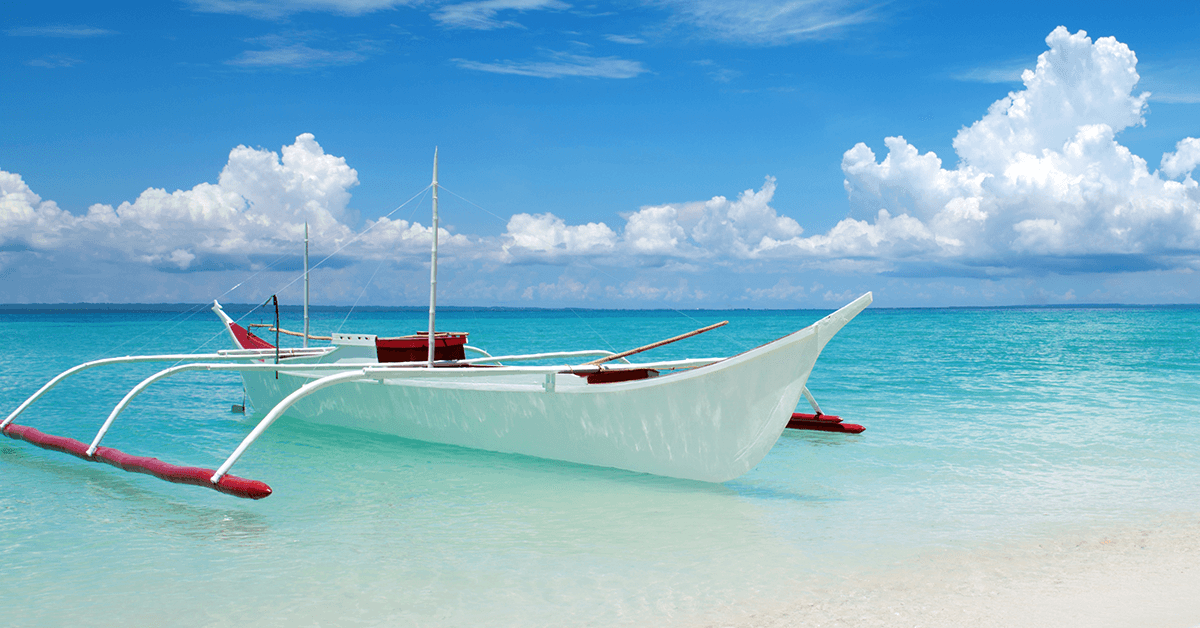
[712, 517, 1200, 628]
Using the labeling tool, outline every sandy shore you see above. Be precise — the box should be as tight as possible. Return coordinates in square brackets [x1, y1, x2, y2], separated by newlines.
[709, 516, 1200, 628]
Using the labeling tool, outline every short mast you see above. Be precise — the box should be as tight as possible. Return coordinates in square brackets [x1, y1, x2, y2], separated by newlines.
[427, 148, 439, 367]
[303, 221, 310, 349]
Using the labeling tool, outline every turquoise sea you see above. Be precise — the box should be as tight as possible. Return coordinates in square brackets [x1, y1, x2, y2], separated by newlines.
[3, 303, 1200, 626]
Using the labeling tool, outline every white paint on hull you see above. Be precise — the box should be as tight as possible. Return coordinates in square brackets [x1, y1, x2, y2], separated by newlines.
[233, 293, 871, 482]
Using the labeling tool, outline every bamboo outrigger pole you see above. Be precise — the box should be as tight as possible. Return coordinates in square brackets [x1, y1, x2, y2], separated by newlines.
[585, 320, 728, 365]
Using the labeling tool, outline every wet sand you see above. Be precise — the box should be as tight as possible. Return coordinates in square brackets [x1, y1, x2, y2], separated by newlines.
[712, 516, 1200, 628]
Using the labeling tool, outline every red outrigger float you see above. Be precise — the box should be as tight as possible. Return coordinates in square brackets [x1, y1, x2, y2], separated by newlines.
[787, 412, 866, 434]
[2, 423, 273, 499]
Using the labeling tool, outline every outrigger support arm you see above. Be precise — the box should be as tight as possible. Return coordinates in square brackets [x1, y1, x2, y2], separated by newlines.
[2, 348, 329, 430]
[802, 386, 823, 416]
[211, 369, 373, 483]
[87, 361, 387, 455]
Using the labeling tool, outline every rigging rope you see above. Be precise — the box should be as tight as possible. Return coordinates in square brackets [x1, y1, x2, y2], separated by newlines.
[88, 248, 299, 362]
[335, 187, 431, 335]
[183, 183, 434, 358]
[438, 184, 709, 352]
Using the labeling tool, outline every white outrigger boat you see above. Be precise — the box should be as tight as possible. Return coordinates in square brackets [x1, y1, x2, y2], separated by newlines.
[1, 153, 871, 499]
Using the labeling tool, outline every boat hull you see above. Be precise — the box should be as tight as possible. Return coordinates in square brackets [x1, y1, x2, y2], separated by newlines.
[234, 294, 870, 482]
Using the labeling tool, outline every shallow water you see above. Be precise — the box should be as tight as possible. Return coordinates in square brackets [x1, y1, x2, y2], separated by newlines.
[3, 304, 1199, 626]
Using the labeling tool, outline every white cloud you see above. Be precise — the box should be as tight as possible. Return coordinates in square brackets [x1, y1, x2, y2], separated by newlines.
[228, 43, 369, 68]
[612, 278, 705, 302]
[433, 0, 570, 30]
[188, 0, 411, 19]
[481, 27, 1200, 278]
[1162, 138, 1200, 180]
[950, 61, 1027, 84]
[616, 176, 804, 259]
[821, 288, 856, 303]
[496, 176, 808, 264]
[452, 51, 648, 79]
[0, 171, 79, 250]
[3, 135, 361, 272]
[186, 0, 875, 48]
[27, 55, 83, 68]
[693, 59, 739, 83]
[520, 276, 592, 300]
[502, 213, 618, 261]
[741, 278, 805, 301]
[0, 134, 488, 289]
[1137, 60, 1200, 104]
[604, 34, 646, 45]
[623, 204, 688, 255]
[8, 28, 1200, 305]
[6, 25, 115, 37]
[828, 27, 1200, 274]
[654, 0, 878, 45]
[953, 27, 1149, 175]
[227, 33, 377, 68]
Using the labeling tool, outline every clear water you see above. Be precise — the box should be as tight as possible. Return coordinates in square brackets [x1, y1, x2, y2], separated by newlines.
[3, 305, 1199, 626]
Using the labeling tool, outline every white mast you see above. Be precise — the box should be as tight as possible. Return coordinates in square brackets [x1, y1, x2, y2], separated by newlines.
[303, 221, 310, 349]
[427, 148, 439, 367]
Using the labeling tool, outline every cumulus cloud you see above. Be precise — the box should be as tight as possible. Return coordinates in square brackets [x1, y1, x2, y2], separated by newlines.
[490, 170, 951, 270]
[619, 176, 806, 260]
[497, 176, 806, 264]
[503, 213, 618, 262]
[0, 172, 79, 250]
[0, 134, 475, 277]
[827, 26, 1200, 275]
[8, 28, 1200, 305]
[485, 27, 1200, 280]
[1162, 138, 1200, 180]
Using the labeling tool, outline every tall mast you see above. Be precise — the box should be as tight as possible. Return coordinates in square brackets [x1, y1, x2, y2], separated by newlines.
[427, 148, 439, 367]
[303, 221, 310, 348]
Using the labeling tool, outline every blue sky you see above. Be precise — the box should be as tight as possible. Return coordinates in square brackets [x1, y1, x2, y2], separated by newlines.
[3, 1, 1200, 307]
